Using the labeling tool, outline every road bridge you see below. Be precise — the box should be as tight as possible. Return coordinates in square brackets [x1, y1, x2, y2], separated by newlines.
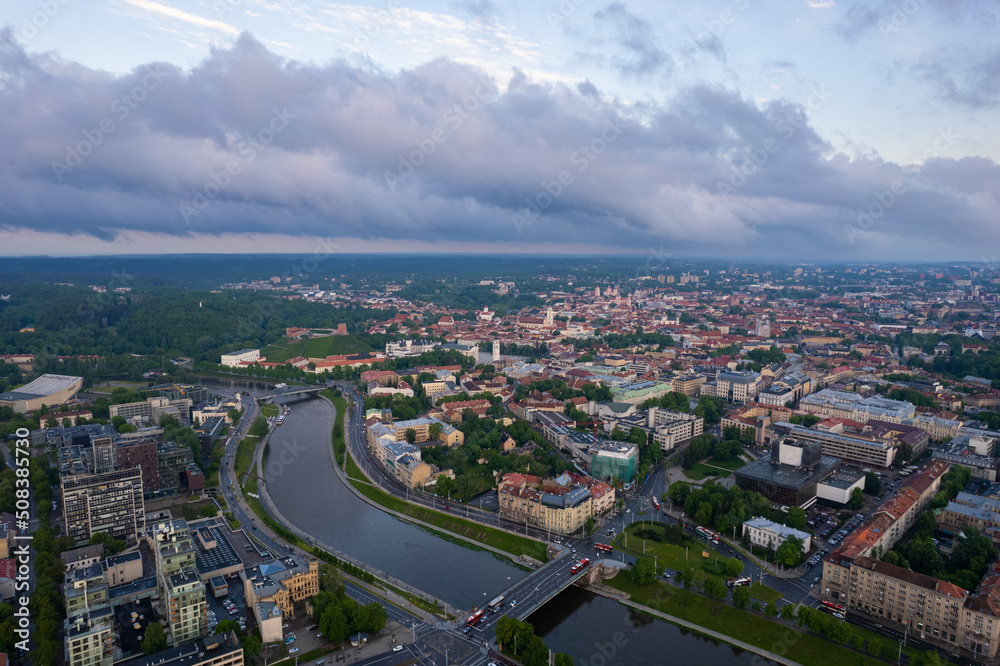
[464, 550, 597, 642]
[260, 385, 326, 399]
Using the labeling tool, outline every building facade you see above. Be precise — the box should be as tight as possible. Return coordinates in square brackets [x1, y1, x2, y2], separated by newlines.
[65, 609, 115, 666]
[61, 468, 145, 546]
[151, 520, 208, 645]
[742, 517, 812, 552]
[220, 349, 260, 366]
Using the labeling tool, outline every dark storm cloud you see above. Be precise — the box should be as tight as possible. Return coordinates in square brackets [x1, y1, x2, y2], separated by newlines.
[0, 29, 996, 259]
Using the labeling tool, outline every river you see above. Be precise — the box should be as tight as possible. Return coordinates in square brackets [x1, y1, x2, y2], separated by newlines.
[532, 586, 761, 665]
[261, 390, 528, 609]
[202, 378, 765, 662]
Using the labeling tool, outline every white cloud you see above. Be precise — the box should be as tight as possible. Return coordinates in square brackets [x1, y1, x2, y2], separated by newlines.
[115, 0, 240, 34]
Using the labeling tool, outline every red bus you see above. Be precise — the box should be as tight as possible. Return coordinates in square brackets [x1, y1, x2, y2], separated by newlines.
[595, 543, 613, 553]
[466, 610, 485, 626]
[821, 601, 845, 613]
[571, 559, 590, 574]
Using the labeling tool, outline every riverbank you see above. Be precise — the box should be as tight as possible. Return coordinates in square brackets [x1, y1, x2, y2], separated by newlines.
[344, 459, 547, 564]
[327, 391, 549, 565]
[243, 401, 453, 620]
[598, 572, 914, 666]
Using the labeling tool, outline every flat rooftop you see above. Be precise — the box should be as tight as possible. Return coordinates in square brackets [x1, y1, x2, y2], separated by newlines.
[0, 373, 81, 399]
[189, 521, 242, 576]
[736, 454, 841, 491]
[117, 631, 242, 666]
[821, 470, 866, 490]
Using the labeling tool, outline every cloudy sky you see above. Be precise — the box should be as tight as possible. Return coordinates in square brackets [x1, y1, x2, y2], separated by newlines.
[0, 0, 997, 260]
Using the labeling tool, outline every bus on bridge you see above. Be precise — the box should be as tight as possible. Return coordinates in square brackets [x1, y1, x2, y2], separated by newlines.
[487, 595, 506, 613]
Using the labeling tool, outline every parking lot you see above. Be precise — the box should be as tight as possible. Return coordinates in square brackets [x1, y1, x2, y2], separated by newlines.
[267, 617, 330, 660]
[206, 577, 251, 635]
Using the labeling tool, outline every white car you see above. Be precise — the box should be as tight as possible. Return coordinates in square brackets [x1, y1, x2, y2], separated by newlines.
[289, 647, 299, 654]
[393, 645, 403, 652]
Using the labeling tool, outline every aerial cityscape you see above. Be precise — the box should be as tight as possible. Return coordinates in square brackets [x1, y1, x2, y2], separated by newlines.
[1, 1, 999, 666]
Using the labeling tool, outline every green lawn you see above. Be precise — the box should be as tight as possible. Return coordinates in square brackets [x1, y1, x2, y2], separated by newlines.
[345, 451, 367, 482]
[260, 403, 279, 418]
[614, 525, 731, 579]
[322, 390, 347, 466]
[302, 334, 374, 358]
[748, 582, 782, 603]
[606, 575, 894, 666]
[348, 477, 548, 562]
[683, 463, 726, 480]
[234, 435, 259, 481]
[261, 336, 308, 362]
[705, 455, 746, 471]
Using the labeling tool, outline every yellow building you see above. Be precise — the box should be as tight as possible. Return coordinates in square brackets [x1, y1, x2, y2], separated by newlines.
[243, 558, 319, 620]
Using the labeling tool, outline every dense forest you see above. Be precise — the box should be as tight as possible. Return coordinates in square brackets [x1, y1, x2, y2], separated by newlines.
[0, 284, 390, 362]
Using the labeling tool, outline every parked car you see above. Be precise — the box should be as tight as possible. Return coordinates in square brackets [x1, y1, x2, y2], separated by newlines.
[289, 647, 299, 654]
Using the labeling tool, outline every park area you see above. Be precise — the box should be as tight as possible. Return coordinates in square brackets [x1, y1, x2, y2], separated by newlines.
[683, 454, 748, 480]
